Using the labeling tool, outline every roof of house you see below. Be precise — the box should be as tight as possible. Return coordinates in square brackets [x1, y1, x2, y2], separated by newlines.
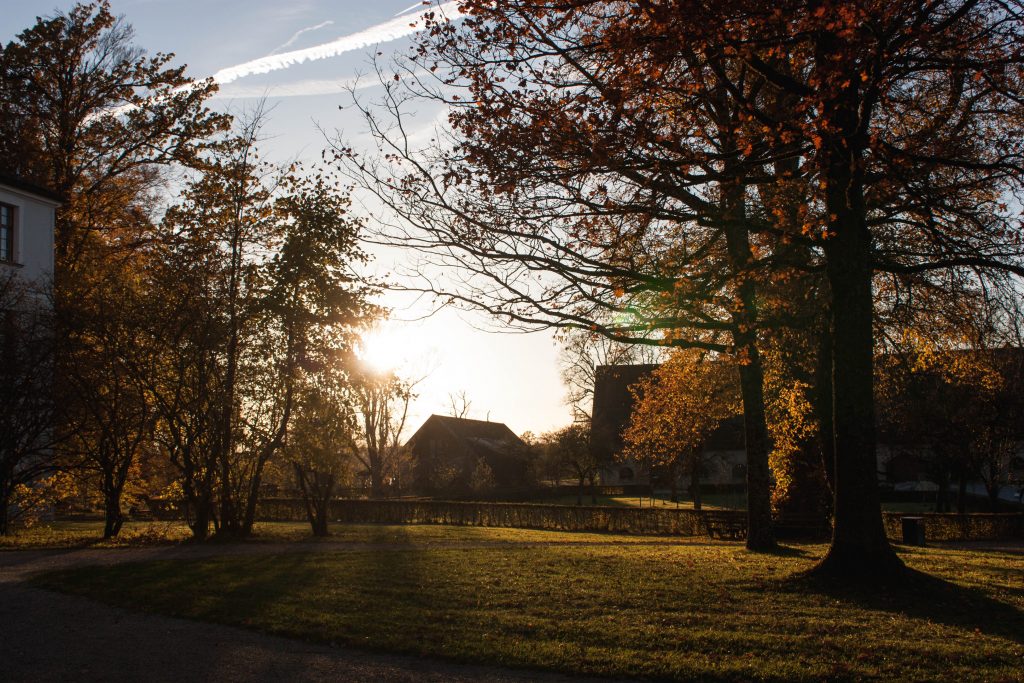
[405, 414, 526, 453]
[0, 173, 63, 204]
[876, 345, 1024, 442]
[590, 364, 660, 460]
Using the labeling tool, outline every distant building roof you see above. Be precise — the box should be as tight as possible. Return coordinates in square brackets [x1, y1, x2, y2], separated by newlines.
[876, 346, 1024, 443]
[590, 364, 659, 462]
[405, 414, 525, 453]
[0, 173, 63, 204]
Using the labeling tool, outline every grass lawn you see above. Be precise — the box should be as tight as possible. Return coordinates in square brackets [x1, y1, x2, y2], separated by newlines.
[0, 519, 680, 550]
[0, 520, 196, 549]
[31, 526, 1024, 681]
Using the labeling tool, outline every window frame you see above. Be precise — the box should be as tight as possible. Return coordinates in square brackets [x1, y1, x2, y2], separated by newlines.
[0, 202, 15, 264]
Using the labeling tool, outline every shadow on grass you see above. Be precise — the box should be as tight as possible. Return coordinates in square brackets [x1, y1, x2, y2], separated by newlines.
[781, 564, 1024, 647]
[755, 543, 814, 558]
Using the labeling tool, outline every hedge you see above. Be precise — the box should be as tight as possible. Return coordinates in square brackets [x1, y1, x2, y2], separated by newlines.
[139, 497, 1023, 542]
[257, 498, 744, 537]
[882, 512, 1023, 542]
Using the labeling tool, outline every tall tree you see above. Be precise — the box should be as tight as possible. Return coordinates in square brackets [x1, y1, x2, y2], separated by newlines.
[0, 2, 228, 534]
[64, 260, 154, 538]
[0, 0, 228, 273]
[343, 0, 1024, 577]
[287, 378, 360, 537]
[145, 117, 374, 539]
[340, 3, 801, 550]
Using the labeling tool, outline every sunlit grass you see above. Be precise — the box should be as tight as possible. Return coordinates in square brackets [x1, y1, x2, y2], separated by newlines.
[33, 528, 1024, 682]
[0, 521, 193, 549]
[0, 519, 680, 550]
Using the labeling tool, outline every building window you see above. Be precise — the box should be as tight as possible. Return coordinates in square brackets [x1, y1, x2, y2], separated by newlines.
[0, 203, 13, 263]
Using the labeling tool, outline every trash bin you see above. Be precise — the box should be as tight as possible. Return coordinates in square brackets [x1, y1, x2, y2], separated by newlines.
[901, 516, 926, 546]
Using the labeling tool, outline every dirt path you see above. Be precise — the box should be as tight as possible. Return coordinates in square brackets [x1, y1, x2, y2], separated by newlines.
[1, 542, 634, 683]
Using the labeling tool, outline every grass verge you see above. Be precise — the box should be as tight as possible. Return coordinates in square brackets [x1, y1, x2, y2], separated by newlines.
[31, 527, 1024, 681]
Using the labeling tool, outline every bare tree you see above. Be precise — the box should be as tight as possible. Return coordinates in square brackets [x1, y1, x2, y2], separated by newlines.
[558, 328, 664, 424]
[447, 390, 472, 419]
[349, 368, 416, 498]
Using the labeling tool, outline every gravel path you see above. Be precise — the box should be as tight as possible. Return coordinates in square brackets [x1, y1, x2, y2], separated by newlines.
[0, 542, 634, 683]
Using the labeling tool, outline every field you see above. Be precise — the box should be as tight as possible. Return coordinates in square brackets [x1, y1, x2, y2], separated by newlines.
[26, 523, 1024, 682]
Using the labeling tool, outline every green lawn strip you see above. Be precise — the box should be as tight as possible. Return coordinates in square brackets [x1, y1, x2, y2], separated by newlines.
[0, 520, 689, 550]
[32, 539, 1024, 681]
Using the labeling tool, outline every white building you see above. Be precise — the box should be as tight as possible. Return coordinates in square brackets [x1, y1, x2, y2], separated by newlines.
[0, 175, 60, 286]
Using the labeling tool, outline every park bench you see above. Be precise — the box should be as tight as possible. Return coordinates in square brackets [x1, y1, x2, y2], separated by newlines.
[702, 510, 747, 540]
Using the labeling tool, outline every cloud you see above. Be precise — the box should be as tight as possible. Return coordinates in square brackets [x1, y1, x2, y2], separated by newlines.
[269, 20, 335, 55]
[210, 1, 465, 86]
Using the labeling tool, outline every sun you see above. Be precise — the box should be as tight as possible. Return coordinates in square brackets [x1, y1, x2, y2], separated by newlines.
[357, 324, 409, 374]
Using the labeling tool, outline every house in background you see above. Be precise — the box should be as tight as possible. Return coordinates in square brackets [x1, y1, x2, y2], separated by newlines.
[590, 364, 658, 485]
[590, 363, 748, 488]
[0, 174, 60, 288]
[593, 353, 1024, 504]
[404, 415, 531, 497]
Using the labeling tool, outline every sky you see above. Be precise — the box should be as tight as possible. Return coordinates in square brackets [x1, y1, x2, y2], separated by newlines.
[1, 0, 575, 437]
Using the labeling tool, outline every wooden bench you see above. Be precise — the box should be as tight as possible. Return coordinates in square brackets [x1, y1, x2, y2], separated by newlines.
[702, 510, 747, 540]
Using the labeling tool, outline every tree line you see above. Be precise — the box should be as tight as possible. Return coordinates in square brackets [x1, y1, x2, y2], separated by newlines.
[0, 2, 414, 540]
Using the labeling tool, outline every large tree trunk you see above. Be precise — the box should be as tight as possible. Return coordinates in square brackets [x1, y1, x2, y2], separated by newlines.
[720, 167, 775, 551]
[295, 463, 334, 537]
[815, 324, 836, 500]
[690, 452, 702, 512]
[102, 470, 125, 539]
[187, 498, 212, 542]
[0, 480, 11, 536]
[736, 353, 775, 550]
[369, 457, 385, 499]
[814, 87, 902, 576]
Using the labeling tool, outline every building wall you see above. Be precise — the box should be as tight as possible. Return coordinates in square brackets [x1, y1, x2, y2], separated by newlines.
[0, 185, 57, 286]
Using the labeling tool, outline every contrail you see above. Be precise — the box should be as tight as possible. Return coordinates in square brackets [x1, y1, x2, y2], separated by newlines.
[396, 2, 427, 15]
[269, 20, 335, 55]
[99, 3, 465, 118]
[211, 1, 465, 86]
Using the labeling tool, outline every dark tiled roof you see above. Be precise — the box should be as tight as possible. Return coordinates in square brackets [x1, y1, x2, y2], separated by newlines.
[429, 415, 523, 443]
[0, 173, 63, 204]
[406, 414, 526, 454]
[590, 364, 659, 461]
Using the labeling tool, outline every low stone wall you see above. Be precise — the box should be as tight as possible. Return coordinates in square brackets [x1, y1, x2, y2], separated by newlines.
[882, 512, 1023, 542]
[257, 498, 748, 537]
